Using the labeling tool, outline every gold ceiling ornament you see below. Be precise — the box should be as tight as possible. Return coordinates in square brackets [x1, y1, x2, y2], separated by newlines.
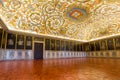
[108, 24, 119, 34]
[59, 26, 67, 35]
[0, 0, 120, 42]
[29, 12, 42, 24]
[77, 0, 91, 3]
[99, 27, 107, 34]
[10, 0, 21, 10]
[42, 1, 55, 14]
[63, 3, 90, 23]
[66, 24, 79, 37]
[45, 15, 65, 35]
[18, 18, 30, 30]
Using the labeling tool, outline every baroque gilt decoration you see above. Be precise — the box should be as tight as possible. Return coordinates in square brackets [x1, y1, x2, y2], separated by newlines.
[0, 0, 120, 42]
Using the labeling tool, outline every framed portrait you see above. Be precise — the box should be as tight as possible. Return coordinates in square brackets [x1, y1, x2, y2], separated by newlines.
[51, 39, 55, 50]
[90, 42, 95, 51]
[86, 44, 90, 51]
[17, 35, 24, 49]
[77, 44, 82, 51]
[66, 41, 70, 51]
[95, 42, 100, 51]
[100, 41, 107, 50]
[76, 44, 79, 51]
[0, 29, 3, 48]
[25, 36, 32, 49]
[63, 41, 66, 51]
[69, 42, 73, 51]
[2, 31, 6, 49]
[73, 42, 77, 51]
[61, 41, 65, 51]
[80, 44, 83, 51]
[83, 43, 90, 51]
[82, 44, 86, 51]
[56, 40, 60, 51]
[115, 37, 120, 49]
[107, 39, 114, 50]
[45, 39, 50, 50]
[6, 33, 16, 49]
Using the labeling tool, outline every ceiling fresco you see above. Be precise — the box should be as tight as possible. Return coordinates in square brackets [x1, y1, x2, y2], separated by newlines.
[0, 0, 120, 42]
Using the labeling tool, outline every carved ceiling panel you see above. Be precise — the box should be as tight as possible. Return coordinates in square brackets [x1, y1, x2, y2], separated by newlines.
[0, 0, 120, 42]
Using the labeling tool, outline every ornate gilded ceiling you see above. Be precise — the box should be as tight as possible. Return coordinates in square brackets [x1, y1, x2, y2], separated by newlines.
[0, 0, 120, 42]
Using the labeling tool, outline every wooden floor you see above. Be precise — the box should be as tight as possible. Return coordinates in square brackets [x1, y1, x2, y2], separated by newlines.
[0, 58, 120, 80]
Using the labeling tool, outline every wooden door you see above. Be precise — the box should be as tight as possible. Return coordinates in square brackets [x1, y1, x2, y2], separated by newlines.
[34, 43, 43, 59]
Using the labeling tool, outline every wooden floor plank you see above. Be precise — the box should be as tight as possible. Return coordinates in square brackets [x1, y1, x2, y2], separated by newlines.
[0, 58, 120, 80]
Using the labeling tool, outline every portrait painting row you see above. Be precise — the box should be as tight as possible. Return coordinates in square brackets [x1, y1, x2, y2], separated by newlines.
[45, 37, 120, 51]
[89, 38, 120, 51]
[1, 29, 120, 51]
[0, 31, 32, 49]
[0, 29, 3, 48]
[45, 39, 83, 51]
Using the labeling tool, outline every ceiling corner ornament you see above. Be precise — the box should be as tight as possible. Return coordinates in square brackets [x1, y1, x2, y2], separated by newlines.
[0, 0, 120, 42]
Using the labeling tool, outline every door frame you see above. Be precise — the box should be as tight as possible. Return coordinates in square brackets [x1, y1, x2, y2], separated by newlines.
[33, 41, 45, 59]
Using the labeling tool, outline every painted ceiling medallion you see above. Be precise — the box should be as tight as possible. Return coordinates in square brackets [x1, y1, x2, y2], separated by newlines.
[0, 0, 120, 42]
[64, 3, 90, 23]
[68, 8, 88, 21]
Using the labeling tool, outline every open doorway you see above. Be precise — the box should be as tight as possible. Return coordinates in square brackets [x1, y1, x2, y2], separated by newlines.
[34, 42, 44, 59]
